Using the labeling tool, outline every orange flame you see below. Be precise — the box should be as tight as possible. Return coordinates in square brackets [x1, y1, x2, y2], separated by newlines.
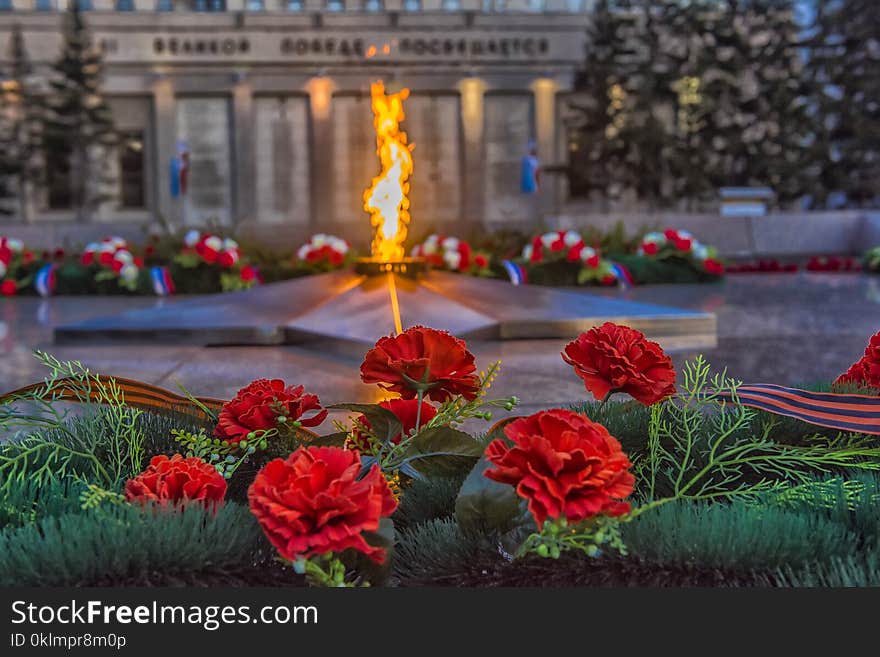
[363, 81, 413, 262]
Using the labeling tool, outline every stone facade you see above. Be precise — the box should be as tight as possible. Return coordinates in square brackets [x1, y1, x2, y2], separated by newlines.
[0, 5, 588, 244]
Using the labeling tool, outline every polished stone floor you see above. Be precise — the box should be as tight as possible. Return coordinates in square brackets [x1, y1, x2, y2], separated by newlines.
[2, 272, 879, 428]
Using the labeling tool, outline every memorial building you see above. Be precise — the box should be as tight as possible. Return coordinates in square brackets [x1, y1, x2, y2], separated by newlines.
[0, 2, 589, 241]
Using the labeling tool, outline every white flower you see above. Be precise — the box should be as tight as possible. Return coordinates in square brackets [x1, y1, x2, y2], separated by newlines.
[311, 234, 328, 248]
[441, 237, 460, 251]
[643, 232, 665, 244]
[204, 236, 223, 252]
[108, 237, 127, 249]
[222, 238, 239, 251]
[184, 230, 201, 248]
[297, 244, 310, 260]
[84, 242, 99, 253]
[422, 241, 438, 255]
[113, 250, 134, 264]
[5, 238, 23, 253]
[120, 264, 139, 282]
[522, 244, 533, 260]
[99, 242, 116, 253]
[424, 234, 439, 246]
[444, 250, 462, 270]
[677, 230, 693, 240]
[330, 238, 348, 254]
[563, 230, 582, 247]
[580, 246, 597, 261]
[540, 232, 558, 248]
[693, 244, 709, 261]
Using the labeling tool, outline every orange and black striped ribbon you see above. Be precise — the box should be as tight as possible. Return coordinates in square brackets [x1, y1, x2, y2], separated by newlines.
[1, 376, 226, 422]
[717, 383, 880, 435]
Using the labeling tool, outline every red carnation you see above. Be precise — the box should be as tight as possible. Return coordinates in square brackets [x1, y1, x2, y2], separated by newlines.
[562, 322, 676, 405]
[240, 264, 259, 281]
[664, 229, 679, 240]
[112, 260, 124, 273]
[704, 258, 724, 275]
[81, 252, 94, 266]
[474, 254, 489, 269]
[248, 446, 397, 564]
[1, 280, 16, 296]
[835, 331, 880, 389]
[22, 251, 34, 264]
[674, 238, 692, 251]
[643, 242, 659, 256]
[600, 274, 617, 286]
[350, 398, 438, 450]
[550, 237, 565, 253]
[134, 256, 144, 268]
[218, 251, 236, 268]
[485, 409, 634, 527]
[214, 379, 327, 444]
[360, 325, 480, 402]
[99, 251, 114, 266]
[585, 254, 601, 268]
[0, 246, 11, 264]
[124, 454, 227, 510]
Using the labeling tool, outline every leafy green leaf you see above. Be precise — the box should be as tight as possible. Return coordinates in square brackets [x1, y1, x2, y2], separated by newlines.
[455, 456, 525, 534]
[308, 431, 348, 448]
[327, 403, 402, 447]
[401, 426, 483, 477]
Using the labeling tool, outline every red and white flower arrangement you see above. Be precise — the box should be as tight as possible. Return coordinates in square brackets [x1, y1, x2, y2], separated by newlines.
[183, 230, 241, 268]
[0, 236, 35, 296]
[639, 229, 724, 276]
[411, 234, 491, 274]
[296, 233, 350, 270]
[81, 236, 143, 290]
[521, 230, 618, 286]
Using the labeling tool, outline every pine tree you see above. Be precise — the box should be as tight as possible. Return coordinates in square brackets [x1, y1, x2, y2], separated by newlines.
[806, 0, 880, 207]
[0, 23, 43, 220]
[566, 0, 631, 204]
[42, 0, 116, 221]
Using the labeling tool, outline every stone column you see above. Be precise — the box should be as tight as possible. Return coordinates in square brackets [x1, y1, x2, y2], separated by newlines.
[457, 76, 485, 227]
[151, 75, 178, 227]
[232, 75, 256, 224]
[306, 76, 335, 231]
[530, 77, 559, 215]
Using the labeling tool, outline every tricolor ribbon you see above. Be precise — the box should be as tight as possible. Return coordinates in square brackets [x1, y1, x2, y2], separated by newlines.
[150, 266, 175, 296]
[716, 383, 880, 435]
[501, 260, 527, 286]
[609, 261, 635, 289]
[34, 263, 57, 298]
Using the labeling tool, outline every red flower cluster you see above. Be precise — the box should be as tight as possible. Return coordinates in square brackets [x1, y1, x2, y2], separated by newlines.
[664, 228, 693, 252]
[726, 259, 799, 274]
[361, 326, 480, 402]
[80, 237, 143, 286]
[835, 331, 880, 389]
[248, 446, 397, 563]
[124, 454, 227, 510]
[296, 234, 350, 269]
[349, 398, 438, 450]
[522, 230, 598, 265]
[703, 258, 725, 276]
[1, 280, 16, 296]
[562, 322, 676, 405]
[485, 409, 634, 526]
[806, 256, 861, 273]
[411, 234, 480, 272]
[214, 379, 327, 443]
[183, 230, 240, 268]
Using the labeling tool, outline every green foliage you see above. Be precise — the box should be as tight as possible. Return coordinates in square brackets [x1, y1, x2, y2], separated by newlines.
[394, 475, 466, 531]
[764, 553, 880, 588]
[633, 356, 880, 512]
[0, 501, 265, 587]
[570, 399, 653, 457]
[0, 352, 145, 493]
[0, 477, 84, 530]
[393, 518, 498, 586]
[519, 515, 627, 560]
[623, 499, 860, 572]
